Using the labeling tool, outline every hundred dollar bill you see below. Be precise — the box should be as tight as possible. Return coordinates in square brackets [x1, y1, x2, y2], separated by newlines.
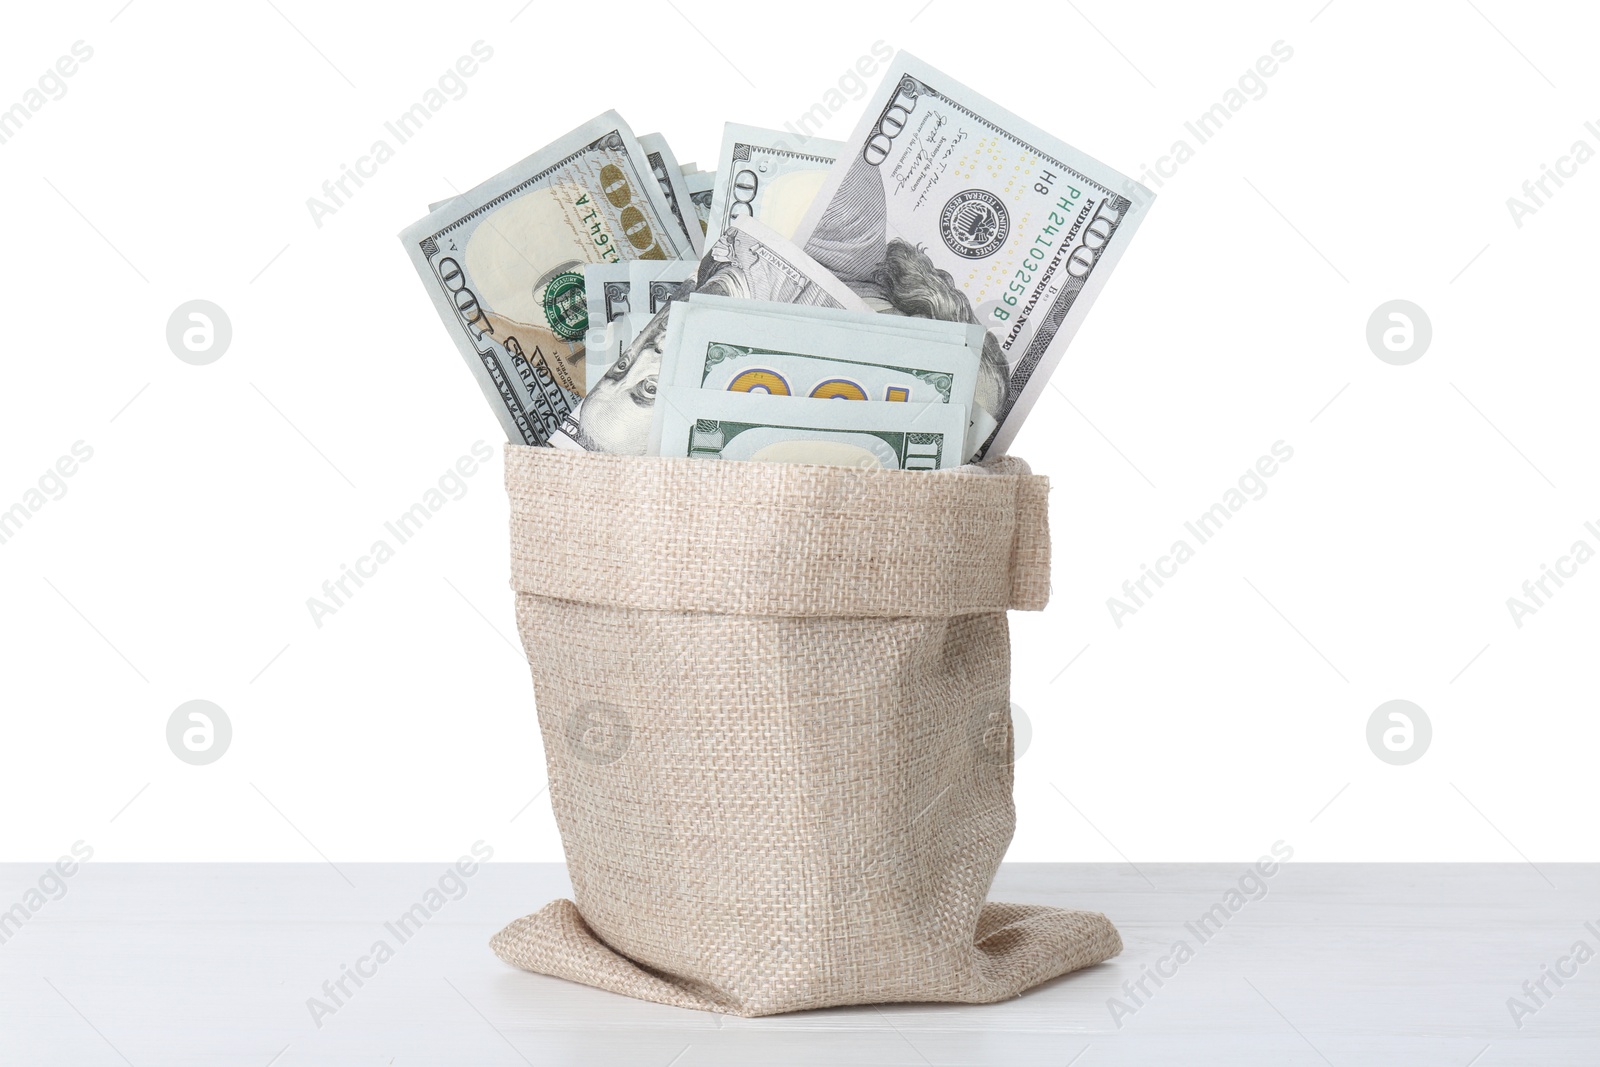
[582, 262, 632, 391]
[587, 317, 669, 393]
[684, 291, 989, 350]
[583, 320, 623, 394]
[584, 262, 633, 324]
[685, 170, 714, 238]
[649, 388, 966, 470]
[638, 132, 704, 258]
[676, 294, 1000, 459]
[582, 260, 696, 392]
[633, 258, 696, 313]
[705, 123, 844, 247]
[582, 262, 687, 324]
[793, 51, 1153, 460]
[660, 295, 983, 453]
[399, 111, 694, 445]
[555, 216, 869, 454]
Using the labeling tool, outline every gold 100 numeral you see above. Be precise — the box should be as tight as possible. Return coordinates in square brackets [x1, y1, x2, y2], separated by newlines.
[725, 370, 910, 403]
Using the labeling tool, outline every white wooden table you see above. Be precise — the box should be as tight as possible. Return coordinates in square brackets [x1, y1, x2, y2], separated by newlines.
[1, 863, 1594, 1065]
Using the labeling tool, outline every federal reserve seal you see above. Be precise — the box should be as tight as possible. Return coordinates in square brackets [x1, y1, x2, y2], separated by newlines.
[939, 189, 1009, 259]
[541, 268, 588, 342]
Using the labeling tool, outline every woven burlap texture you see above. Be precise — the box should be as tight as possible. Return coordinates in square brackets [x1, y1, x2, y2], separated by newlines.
[491, 445, 1121, 1016]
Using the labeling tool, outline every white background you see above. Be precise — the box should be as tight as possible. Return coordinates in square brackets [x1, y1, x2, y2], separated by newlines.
[2, 0, 1595, 865]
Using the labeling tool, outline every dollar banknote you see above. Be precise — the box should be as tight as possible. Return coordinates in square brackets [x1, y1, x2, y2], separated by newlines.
[585, 316, 664, 394]
[684, 170, 714, 238]
[660, 294, 986, 456]
[633, 258, 696, 312]
[705, 124, 844, 247]
[638, 132, 704, 257]
[582, 262, 632, 391]
[555, 216, 869, 454]
[674, 293, 999, 458]
[583, 260, 695, 326]
[584, 262, 633, 324]
[792, 51, 1153, 459]
[582, 260, 700, 390]
[684, 292, 989, 352]
[400, 112, 695, 445]
[649, 388, 966, 470]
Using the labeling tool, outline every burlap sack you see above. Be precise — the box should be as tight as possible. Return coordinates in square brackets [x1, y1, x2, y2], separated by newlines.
[490, 444, 1120, 1016]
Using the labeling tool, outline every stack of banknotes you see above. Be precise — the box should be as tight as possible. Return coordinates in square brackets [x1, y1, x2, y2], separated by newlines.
[399, 51, 1153, 470]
